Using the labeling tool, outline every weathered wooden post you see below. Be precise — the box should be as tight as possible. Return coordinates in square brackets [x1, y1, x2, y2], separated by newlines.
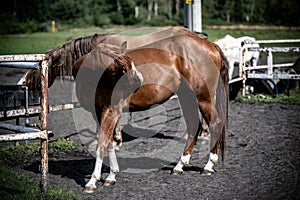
[40, 57, 49, 193]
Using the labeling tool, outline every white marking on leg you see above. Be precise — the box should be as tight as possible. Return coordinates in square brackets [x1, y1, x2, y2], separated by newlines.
[85, 147, 103, 190]
[173, 154, 191, 172]
[131, 62, 144, 83]
[181, 154, 191, 165]
[204, 153, 218, 172]
[106, 146, 119, 183]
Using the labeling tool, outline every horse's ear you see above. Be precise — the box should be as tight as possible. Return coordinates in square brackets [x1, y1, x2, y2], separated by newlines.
[120, 41, 127, 54]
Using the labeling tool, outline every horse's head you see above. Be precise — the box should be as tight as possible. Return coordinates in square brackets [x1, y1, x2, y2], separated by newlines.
[80, 42, 143, 87]
[114, 55, 144, 86]
[19, 43, 79, 90]
[107, 42, 143, 87]
[19, 66, 57, 91]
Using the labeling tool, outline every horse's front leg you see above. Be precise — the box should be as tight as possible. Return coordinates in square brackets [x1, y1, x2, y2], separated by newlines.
[84, 129, 109, 193]
[84, 107, 121, 193]
[103, 142, 119, 186]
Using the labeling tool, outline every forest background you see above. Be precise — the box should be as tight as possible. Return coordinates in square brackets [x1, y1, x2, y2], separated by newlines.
[1, 0, 299, 34]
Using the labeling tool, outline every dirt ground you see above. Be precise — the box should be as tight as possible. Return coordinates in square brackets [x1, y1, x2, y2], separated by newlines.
[1, 70, 300, 200]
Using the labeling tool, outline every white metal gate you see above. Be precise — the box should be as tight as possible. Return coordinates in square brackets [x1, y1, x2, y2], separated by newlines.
[229, 39, 300, 96]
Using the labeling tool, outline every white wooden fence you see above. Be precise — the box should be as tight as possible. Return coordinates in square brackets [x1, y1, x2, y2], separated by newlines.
[229, 39, 300, 96]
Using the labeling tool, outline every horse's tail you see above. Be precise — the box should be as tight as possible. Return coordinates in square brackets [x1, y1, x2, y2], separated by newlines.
[214, 43, 229, 163]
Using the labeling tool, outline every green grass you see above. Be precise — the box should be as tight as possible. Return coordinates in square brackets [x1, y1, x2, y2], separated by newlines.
[235, 89, 300, 104]
[0, 138, 77, 163]
[0, 26, 130, 54]
[1, 26, 300, 55]
[0, 139, 80, 199]
[49, 138, 78, 151]
[0, 164, 80, 200]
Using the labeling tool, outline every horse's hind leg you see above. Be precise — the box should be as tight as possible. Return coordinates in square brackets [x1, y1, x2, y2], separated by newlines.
[187, 77, 222, 175]
[172, 134, 198, 175]
[202, 140, 218, 175]
[203, 121, 227, 176]
[172, 81, 202, 175]
[113, 124, 123, 150]
[198, 102, 219, 176]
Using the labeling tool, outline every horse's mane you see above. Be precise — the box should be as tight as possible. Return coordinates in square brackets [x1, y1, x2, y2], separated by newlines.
[24, 33, 114, 90]
[80, 42, 131, 73]
[46, 33, 114, 77]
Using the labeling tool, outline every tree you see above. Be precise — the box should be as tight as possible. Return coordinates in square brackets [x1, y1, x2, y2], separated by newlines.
[1, 0, 299, 34]
[50, 0, 87, 21]
[175, 0, 180, 18]
[147, 0, 154, 20]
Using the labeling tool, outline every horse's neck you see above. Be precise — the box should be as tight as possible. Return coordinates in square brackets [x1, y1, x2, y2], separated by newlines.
[48, 34, 103, 78]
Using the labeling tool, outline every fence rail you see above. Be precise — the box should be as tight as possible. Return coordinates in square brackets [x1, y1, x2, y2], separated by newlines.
[0, 102, 80, 119]
[0, 54, 49, 193]
[256, 39, 300, 44]
[237, 39, 300, 96]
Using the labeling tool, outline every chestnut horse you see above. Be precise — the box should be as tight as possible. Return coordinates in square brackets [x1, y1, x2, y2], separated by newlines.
[22, 27, 228, 193]
[22, 26, 206, 88]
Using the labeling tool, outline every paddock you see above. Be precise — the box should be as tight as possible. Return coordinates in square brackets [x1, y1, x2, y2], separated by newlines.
[0, 66, 299, 199]
[0, 33, 299, 198]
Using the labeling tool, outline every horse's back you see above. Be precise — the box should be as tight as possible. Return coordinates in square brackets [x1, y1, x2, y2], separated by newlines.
[125, 34, 223, 110]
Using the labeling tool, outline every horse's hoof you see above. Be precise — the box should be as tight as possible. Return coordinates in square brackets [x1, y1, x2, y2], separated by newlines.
[171, 170, 183, 175]
[84, 186, 96, 193]
[201, 169, 214, 176]
[103, 180, 116, 187]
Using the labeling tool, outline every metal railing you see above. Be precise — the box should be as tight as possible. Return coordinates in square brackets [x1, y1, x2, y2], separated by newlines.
[228, 39, 300, 96]
[0, 54, 49, 192]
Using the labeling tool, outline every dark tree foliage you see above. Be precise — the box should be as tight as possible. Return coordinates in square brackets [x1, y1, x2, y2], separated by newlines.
[0, 0, 50, 22]
[0, 0, 299, 33]
[202, 0, 300, 25]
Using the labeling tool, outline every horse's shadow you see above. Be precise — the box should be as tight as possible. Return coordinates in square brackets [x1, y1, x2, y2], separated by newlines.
[24, 157, 103, 187]
[121, 124, 176, 142]
[24, 157, 203, 188]
[161, 162, 203, 174]
[23, 121, 189, 187]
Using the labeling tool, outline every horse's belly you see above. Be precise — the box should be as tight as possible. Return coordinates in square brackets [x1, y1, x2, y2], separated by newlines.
[127, 64, 180, 110]
[128, 83, 178, 111]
